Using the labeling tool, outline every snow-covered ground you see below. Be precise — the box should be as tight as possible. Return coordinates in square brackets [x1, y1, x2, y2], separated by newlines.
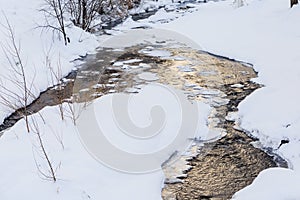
[162, 0, 300, 199]
[0, 1, 204, 199]
[1, 0, 300, 199]
[0, 103, 165, 199]
[0, 89, 210, 199]
[0, 0, 99, 123]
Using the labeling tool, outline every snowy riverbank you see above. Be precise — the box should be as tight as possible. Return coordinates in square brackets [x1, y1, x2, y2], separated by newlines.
[162, 0, 300, 199]
[1, 0, 300, 199]
[0, 0, 99, 123]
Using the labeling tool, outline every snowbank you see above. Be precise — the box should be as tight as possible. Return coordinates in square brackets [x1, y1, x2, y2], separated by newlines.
[232, 168, 300, 200]
[0, 0, 99, 123]
[162, 0, 300, 198]
[0, 103, 164, 200]
[0, 84, 210, 199]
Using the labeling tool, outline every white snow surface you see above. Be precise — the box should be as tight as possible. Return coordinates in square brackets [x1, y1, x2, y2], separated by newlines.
[0, 104, 164, 200]
[0, 0, 99, 123]
[161, 0, 300, 199]
[0, 88, 210, 199]
[138, 72, 160, 81]
[1, 0, 300, 199]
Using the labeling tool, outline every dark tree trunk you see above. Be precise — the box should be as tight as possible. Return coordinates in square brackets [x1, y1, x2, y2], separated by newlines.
[82, 0, 87, 30]
[57, 0, 68, 45]
[291, 0, 298, 7]
[76, 0, 82, 25]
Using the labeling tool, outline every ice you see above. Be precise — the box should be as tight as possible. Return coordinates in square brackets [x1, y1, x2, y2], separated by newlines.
[140, 49, 172, 58]
[138, 72, 159, 81]
[177, 65, 193, 72]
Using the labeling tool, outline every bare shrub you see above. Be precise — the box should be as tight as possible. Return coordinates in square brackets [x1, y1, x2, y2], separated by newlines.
[44, 51, 66, 120]
[0, 15, 36, 132]
[233, 0, 244, 7]
[291, 0, 298, 7]
[31, 117, 57, 182]
[42, 0, 140, 37]
[67, 0, 100, 31]
[40, 0, 70, 45]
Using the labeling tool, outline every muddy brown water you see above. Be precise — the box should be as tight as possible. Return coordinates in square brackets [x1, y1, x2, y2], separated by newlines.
[0, 44, 287, 199]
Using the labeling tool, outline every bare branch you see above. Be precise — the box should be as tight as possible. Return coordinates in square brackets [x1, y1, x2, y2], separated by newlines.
[31, 117, 57, 182]
[0, 14, 34, 132]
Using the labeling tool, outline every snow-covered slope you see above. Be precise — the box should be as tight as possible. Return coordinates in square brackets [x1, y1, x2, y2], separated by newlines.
[163, 0, 300, 199]
[0, 0, 99, 123]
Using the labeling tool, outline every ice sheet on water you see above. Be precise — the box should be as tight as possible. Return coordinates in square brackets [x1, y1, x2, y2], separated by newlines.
[177, 65, 194, 72]
[138, 72, 159, 81]
[140, 49, 172, 58]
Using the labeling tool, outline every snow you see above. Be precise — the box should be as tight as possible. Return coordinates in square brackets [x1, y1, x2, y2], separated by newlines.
[177, 65, 193, 72]
[0, 104, 164, 200]
[138, 72, 160, 81]
[1, 0, 300, 199]
[0, 83, 211, 199]
[143, 8, 178, 23]
[0, 0, 99, 123]
[161, 0, 300, 199]
[232, 168, 300, 200]
[140, 49, 172, 58]
[76, 84, 211, 173]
